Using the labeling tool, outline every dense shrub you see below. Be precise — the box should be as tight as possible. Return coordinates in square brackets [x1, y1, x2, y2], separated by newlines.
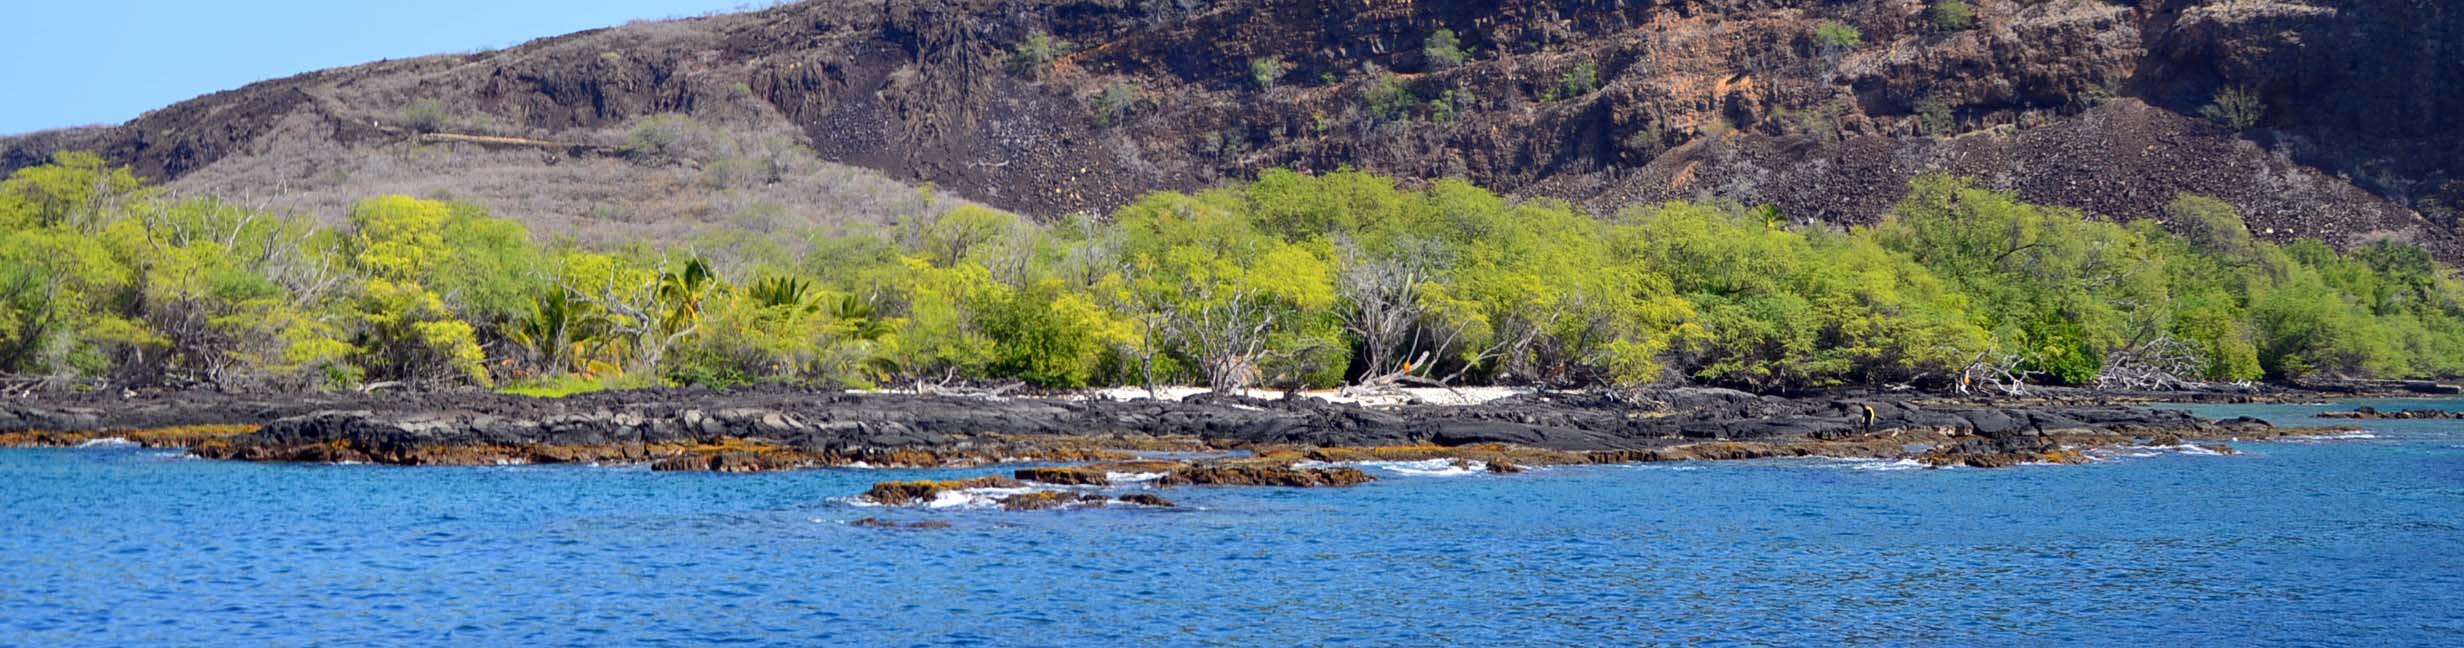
[402, 99, 449, 134]
[1091, 82, 1141, 127]
[1543, 61, 1600, 102]
[1361, 68, 1419, 121]
[1814, 21, 1864, 52]
[1249, 56, 1282, 90]
[1424, 29, 1467, 69]
[9, 154, 2462, 396]
[2202, 86, 2265, 130]
[1011, 31, 1069, 78]
[621, 113, 735, 166]
[1931, 0, 1976, 31]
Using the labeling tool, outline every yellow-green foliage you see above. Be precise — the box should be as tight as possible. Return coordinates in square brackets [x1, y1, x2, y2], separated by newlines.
[499, 372, 664, 398]
[8, 153, 2464, 393]
[0, 151, 147, 231]
[1882, 176, 2172, 384]
[1621, 202, 1984, 389]
[358, 277, 491, 387]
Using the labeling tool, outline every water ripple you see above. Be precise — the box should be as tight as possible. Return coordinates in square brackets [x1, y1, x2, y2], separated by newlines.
[0, 402, 2459, 645]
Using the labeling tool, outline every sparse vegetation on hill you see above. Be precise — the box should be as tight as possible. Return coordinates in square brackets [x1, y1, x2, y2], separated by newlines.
[1423, 29, 1467, 69]
[1931, 0, 1976, 31]
[1814, 21, 1863, 52]
[2203, 86, 2266, 130]
[7, 155, 2460, 395]
[8, 0, 2451, 261]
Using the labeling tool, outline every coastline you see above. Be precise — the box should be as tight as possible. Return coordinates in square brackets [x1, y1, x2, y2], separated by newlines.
[0, 383, 2401, 506]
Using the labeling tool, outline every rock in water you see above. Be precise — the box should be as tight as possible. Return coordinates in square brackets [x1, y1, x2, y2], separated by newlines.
[860, 477, 1025, 506]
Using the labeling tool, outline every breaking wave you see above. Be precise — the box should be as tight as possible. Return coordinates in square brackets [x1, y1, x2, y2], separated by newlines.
[1298, 458, 1488, 477]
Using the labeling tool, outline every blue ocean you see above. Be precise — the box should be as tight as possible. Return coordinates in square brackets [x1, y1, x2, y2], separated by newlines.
[3, 400, 2459, 646]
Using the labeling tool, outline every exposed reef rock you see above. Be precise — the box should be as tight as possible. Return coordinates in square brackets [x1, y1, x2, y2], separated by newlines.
[861, 477, 1027, 506]
[0, 424, 259, 449]
[0, 386, 2345, 475]
[1, 386, 2374, 511]
[2316, 406, 2464, 420]
[1153, 463, 1375, 488]
[1012, 466, 1116, 486]
[850, 517, 954, 530]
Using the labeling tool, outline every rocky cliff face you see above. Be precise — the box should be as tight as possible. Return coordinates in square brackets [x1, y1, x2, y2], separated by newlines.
[4, 0, 2457, 256]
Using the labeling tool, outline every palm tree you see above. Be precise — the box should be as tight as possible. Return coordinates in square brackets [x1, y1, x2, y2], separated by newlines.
[747, 276, 818, 313]
[510, 288, 621, 376]
[656, 258, 714, 339]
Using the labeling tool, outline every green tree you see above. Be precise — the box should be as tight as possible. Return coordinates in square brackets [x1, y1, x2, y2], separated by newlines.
[353, 276, 489, 387]
[108, 199, 352, 388]
[984, 279, 1136, 388]
[878, 257, 1003, 387]
[339, 196, 499, 387]
[0, 228, 136, 376]
[1881, 176, 2168, 385]
[435, 203, 549, 324]
[1619, 202, 1983, 390]
[0, 151, 148, 232]
[1114, 191, 1343, 391]
[1423, 29, 1466, 69]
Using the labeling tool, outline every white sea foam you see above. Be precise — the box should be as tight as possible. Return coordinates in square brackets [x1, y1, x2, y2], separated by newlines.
[1299, 458, 1487, 477]
[1107, 471, 1168, 483]
[2095, 444, 2226, 459]
[76, 437, 136, 448]
[1609, 463, 1701, 471]
[1844, 458, 1934, 471]
[1369, 459, 1485, 476]
[925, 486, 1039, 510]
[2289, 431, 2378, 441]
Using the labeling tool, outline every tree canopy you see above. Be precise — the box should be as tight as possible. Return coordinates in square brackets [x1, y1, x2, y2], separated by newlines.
[6, 154, 2460, 395]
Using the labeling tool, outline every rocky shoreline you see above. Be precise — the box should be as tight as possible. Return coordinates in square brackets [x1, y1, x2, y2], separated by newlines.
[0, 384, 2389, 507]
[2315, 406, 2464, 420]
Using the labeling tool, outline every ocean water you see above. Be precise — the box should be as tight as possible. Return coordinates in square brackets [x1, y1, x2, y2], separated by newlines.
[3, 401, 2460, 646]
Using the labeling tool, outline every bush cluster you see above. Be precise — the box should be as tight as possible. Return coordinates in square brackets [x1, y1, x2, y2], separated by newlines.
[1931, 0, 1976, 31]
[7, 154, 2460, 396]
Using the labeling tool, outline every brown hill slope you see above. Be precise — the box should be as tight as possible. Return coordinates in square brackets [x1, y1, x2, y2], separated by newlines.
[4, 0, 2458, 256]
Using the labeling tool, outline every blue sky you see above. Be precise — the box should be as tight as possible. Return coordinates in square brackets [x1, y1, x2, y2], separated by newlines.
[0, 0, 761, 134]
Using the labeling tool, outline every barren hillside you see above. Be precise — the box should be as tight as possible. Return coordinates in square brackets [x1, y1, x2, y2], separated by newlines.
[5, 0, 2458, 255]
